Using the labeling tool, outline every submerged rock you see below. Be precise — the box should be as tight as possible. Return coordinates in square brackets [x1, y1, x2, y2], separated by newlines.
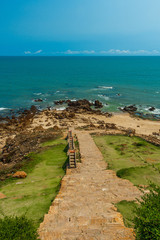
[34, 99, 43, 102]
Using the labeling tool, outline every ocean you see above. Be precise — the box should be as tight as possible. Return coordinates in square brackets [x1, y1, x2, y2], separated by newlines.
[0, 56, 160, 116]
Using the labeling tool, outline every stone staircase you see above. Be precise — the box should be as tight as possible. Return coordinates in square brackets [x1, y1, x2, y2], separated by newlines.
[68, 130, 76, 168]
[39, 131, 141, 240]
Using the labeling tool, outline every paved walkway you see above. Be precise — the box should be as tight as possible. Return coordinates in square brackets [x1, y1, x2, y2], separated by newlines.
[39, 131, 141, 240]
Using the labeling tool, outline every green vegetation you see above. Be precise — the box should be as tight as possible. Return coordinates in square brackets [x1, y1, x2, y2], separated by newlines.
[93, 135, 160, 185]
[116, 200, 137, 228]
[41, 138, 66, 147]
[134, 184, 160, 240]
[0, 138, 68, 227]
[93, 134, 160, 236]
[0, 215, 38, 240]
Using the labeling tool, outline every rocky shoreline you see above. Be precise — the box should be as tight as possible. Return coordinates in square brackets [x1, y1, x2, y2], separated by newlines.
[0, 99, 160, 181]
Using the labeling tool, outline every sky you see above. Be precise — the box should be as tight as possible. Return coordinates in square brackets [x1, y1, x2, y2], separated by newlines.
[1, 0, 160, 56]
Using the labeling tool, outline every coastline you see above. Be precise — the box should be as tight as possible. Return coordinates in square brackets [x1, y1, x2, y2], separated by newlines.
[1, 100, 160, 154]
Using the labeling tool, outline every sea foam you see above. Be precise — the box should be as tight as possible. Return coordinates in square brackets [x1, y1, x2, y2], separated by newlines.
[0, 108, 9, 111]
[98, 86, 113, 89]
[98, 95, 110, 101]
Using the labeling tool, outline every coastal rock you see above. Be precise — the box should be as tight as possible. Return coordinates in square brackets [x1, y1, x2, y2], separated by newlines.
[12, 171, 27, 178]
[125, 128, 136, 135]
[54, 100, 66, 105]
[66, 99, 93, 113]
[1, 128, 62, 164]
[34, 98, 43, 102]
[30, 105, 38, 114]
[67, 99, 92, 107]
[94, 100, 103, 108]
[121, 105, 137, 113]
[105, 123, 117, 129]
[149, 107, 155, 111]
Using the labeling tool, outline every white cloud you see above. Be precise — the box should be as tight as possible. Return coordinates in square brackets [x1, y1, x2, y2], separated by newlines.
[101, 49, 130, 55]
[65, 50, 80, 55]
[100, 49, 160, 56]
[133, 49, 160, 55]
[34, 49, 43, 54]
[24, 51, 31, 54]
[57, 49, 96, 55]
[82, 50, 95, 54]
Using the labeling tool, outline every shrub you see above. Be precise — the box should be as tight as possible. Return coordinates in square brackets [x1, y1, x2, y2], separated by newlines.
[134, 184, 160, 240]
[0, 215, 38, 240]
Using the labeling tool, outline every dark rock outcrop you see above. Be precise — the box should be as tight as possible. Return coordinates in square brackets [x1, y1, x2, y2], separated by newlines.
[149, 107, 155, 111]
[34, 99, 43, 102]
[94, 100, 103, 108]
[54, 100, 66, 105]
[120, 105, 137, 113]
[1, 128, 62, 164]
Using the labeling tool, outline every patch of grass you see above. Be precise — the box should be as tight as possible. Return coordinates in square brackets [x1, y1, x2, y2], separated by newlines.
[93, 135, 160, 185]
[41, 138, 66, 147]
[116, 200, 137, 228]
[0, 215, 38, 240]
[0, 138, 68, 227]
[117, 164, 160, 185]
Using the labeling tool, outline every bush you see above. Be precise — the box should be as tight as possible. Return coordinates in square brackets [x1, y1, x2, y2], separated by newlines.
[134, 184, 160, 240]
[0, 215, 38, 240]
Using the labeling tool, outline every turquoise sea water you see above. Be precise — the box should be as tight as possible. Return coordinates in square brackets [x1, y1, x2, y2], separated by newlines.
[0, 56, 160, 116]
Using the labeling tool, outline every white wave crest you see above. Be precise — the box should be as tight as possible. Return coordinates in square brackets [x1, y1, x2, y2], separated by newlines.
[144, 107, 160, 114]
[98, 95, 110, 101]
[56, 107, 66, 111]
[34, 93, 42, 96]
[0, 108, 9, 111]
[98, 86, 113, 89]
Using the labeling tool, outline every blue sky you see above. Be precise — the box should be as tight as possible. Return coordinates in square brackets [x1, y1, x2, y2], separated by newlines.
[1, 0, 160, 56]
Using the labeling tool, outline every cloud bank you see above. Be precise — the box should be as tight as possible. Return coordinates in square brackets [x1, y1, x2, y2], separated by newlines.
[24, 50, 43, 55]
[24, 49, 160, 56]
[57, 49, 160, 56]
[100, 49, 160, 55]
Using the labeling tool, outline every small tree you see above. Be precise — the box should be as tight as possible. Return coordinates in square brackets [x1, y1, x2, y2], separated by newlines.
[134, 184, 160, 240]
[0, 215, 38, 240]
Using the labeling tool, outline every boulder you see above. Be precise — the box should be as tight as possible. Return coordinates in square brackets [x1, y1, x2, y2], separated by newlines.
[34, 99, 43, 102]
[121, 105, 137, 113]
[105, 123, 117, 129]
[94, 100, 103, 108]
[54, 100, 66, 105]
[13, 171, 27, 178]
[149, 107, 155, 111]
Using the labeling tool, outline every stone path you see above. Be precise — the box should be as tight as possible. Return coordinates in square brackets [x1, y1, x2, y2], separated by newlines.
[39, 131, 141, 240]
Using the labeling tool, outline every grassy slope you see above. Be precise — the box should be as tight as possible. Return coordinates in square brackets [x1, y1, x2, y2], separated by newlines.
[115, 200, 137, 228]
[93, 135, 160, 185]
[0, 138, 67, 227]
[93, 135, 160, 228]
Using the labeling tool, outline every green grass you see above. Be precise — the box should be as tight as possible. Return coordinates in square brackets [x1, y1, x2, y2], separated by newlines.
[115, 200, 137, 228]
[93, 134, 160, 230]
[93, 135, 160, 186]
[0, 138, 68, 227]
[41, 138, 66, 147]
